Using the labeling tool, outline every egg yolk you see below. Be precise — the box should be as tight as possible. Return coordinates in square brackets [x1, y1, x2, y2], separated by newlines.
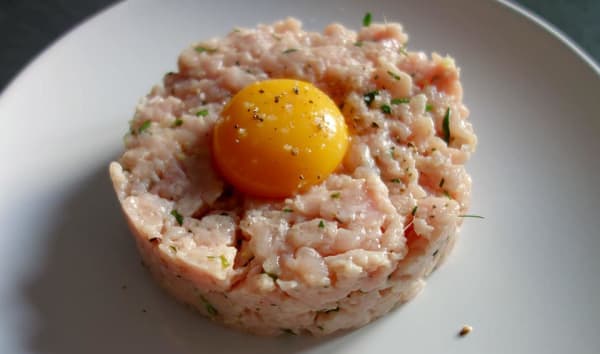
[212, 79, 349, 198]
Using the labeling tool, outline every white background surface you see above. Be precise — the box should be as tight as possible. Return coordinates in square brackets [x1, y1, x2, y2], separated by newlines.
[0, 0, 599, 353]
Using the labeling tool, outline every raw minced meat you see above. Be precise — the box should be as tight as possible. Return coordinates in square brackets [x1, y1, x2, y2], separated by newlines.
[109, 17, 476, 336]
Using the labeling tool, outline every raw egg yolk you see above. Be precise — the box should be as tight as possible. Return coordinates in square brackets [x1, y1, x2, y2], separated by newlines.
[212, 79, 349, 198]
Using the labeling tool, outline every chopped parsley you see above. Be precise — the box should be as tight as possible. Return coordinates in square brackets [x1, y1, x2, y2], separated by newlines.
[458, 214, 485, 219]
[264, 272, 278, 280]
[387, 70, 401, 80]
[389, 146, 396, 158]
[442, 107, 451, 143]
[172, 118, 183, 127]
[283, 207, 293, 213]
[330, 192, 341, 199]
[196, 109, 209, 117]
[354, 41, 364, 47]
[195, 46, 217, 53]
[170, 209, 183, 226]
[199, 295, 218, 316]
[425, 103, 433, 112]
[362, 12, 372, 27]
[169, 245, 178, 254]
[219, 255, 230, 268]
[411, 206, 418, 216]
[390, 178, 401, 183]
[391, 98, 410, 105]
[322, 306, 340, 314]
[380, 104, 392, 114]
[282, 48, 298, 54]
[138, 120, 151, 134]
[282, 328, 296, 335]
[318, 220, 325, 228]
[363, 90, 379, 107]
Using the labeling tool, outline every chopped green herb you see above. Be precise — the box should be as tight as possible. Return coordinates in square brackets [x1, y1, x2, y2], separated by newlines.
[196, 109, 209, 117]
[354, 41, 364, 47]
[425, 103, 433, 112]
[282, 48, 298, 54]
[219, 255, 230, 268]
[199, 295, 218, 316]
[381, 104, 392, 114]
[389, 146, 396, 158]
[318, 220, 325, 228]
[264, 272, 278, 280]
[458, 214, 485, 219]
[283, 207, 293, 213]
[387, 70, 401, 80]
[411, 206, 418, 216]
[323, 306, 339, 314]
[169, 245, 178, 254]
[195, 46, 217, 53]
[371, 121, 380, 128]
[442, 107, 451, 144]
[390, 178, 401, 183]
[399, 45, 408, 56]
[317, 325, 324, 331]
[170, 209, 183, 226]
[138, 120, 151, 134]
[439, 178, 445, 188]
[391, 98, 410, 105]
[444, 190, 452, 199]
[362, 12, 372, 27]
[363, 90, 379, 106]
[172, 118, 183, 127]
[330, 192, 341, 199]
[282, 328, 296, 335]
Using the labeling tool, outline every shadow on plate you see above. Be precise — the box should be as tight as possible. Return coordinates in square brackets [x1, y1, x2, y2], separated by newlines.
[22, 162, 342, 354]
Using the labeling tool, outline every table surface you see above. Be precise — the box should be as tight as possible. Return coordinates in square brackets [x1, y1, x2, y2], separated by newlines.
[0, 0, 598, 92]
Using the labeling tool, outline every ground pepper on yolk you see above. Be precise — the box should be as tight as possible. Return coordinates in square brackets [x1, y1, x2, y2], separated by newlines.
[212, 79, 349, 198]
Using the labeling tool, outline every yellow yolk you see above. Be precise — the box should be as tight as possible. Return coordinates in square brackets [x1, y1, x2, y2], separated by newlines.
[212, 79, 349, 198]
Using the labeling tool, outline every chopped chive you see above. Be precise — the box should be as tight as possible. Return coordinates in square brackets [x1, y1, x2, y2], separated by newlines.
[318, 220, 325, 228]
[330, 192, 341, 199]
[169, 245, 178, 254]
[399, 45, 408, 56]
[362, 12, 372, 27]
[425, 103, 433, 112]
[282, 48, 298, 54]
[282, 207, 293, 213]
[219, 255, 230, 268]
[391, 98, 410, 105]
[390, 178, 401, 183]
[196, 109, 209, 117]
[442, 107, 451, 143]
[354, 41, 364, 47]
[458, 214, 485, 219]
[411, 206, 418, 216]
[199, 295, 218, 316]
[381, 104, 392, 114]
[172, 118, 183, 127]
[195, 46, 217, 53]
[389, 146, 395, 158]
[170, 209, 183, 226]
[387, 70, 401, 80]
[138, 120, 151, 134]
[439, 178, 445, 188]
[363, 90, 379, 106]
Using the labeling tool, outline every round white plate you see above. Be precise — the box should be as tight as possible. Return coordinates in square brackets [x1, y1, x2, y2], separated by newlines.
[1, 0, 599, 353]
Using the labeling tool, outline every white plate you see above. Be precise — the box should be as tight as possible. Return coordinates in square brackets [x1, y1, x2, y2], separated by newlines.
[1, 0, 599, 353]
